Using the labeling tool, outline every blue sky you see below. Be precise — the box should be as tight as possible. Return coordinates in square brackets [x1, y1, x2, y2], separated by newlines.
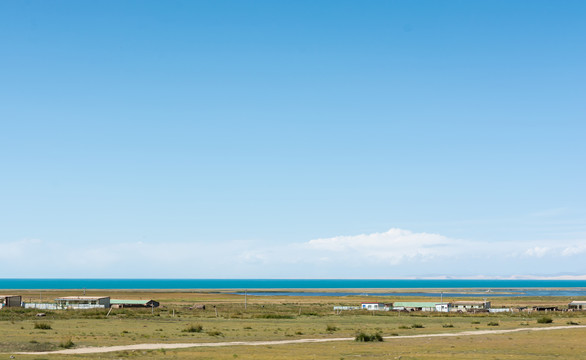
[1, 1, 585, 278]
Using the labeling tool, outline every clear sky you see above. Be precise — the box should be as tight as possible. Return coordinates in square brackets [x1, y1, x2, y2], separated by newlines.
[1, 0, 585, 278]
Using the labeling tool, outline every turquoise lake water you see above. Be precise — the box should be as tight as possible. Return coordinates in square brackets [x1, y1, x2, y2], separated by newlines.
[1, 279, 586, 292]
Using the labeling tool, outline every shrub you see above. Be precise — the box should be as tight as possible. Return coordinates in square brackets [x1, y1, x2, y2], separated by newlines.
[207, 330, 223, 337]
[326, 324, 339, 332]
[183, 324, 203, 333]
[355, 331, 383, 342]
[255, 314, 294, 319]
[442, 324, 454, 328]
[567, 321, 580, 325]
[487, 322, 499, 326]
[537, 317, 553, 324]
[59, 338, 75, 349]
[34, 322, 52, 330]
[398, 325, 410, 329]
[411, 324, 424, 329]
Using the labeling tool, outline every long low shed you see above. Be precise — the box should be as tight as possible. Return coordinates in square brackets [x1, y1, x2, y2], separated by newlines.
[110, 299, 160, 308]
[392, 302, 447, 311]
[452, 301, 491, 311]
[569, 301, 586, 310]
[55, 296, 110, 309]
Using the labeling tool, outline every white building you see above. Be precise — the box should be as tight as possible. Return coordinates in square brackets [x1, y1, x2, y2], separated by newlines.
[361, 302, 388, 310]
[55, 296, 110, 309]
[452, 301, 491, 312]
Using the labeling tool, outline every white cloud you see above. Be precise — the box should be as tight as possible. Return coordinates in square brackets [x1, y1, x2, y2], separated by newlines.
[0, 238, 43, 260]
[562, 245, 586, 256]
[523, 246, 550, 258]
[304, 228, 463, 265]
[1, 228, 585, 278]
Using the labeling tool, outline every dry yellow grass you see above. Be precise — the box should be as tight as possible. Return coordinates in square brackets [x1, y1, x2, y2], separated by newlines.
[2, 290, 585, 358]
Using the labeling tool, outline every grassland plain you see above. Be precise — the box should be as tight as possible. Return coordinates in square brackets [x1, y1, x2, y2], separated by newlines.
[1, 290, 585, 359]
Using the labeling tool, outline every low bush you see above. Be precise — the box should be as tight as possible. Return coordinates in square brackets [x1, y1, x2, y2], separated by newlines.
[255, 314, 295, 319]
[59, 338, 75, 349]
[537, 317, 553, 324]
[326, 324, 338, 332]
[567, 321, 580, 325]
[487, 322, 499, 326]
[411, 324, 424, 329]
[442, 324, 454, 328]
[207, 330, 223, 337]
[355, 331, 383, 342]
[34, 322, 52, 330]
[183, 324, 203, 333]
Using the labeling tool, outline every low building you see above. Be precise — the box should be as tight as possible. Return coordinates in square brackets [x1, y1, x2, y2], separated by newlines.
[0, 295, 22, 308]
[110, 299, 159, 308]
[452, 301, 491, 312]
[55, 296, 110, 309]
[488, 308, 511, 313]
[435, 303, 451, 312]
[333, 306, 360, 311]
[24, 303, 61, 310]
[392, 302, 439, 311]
[361, 302, 388, 310]
[532, 306, 558, 312]
[568, 301, 586, 310]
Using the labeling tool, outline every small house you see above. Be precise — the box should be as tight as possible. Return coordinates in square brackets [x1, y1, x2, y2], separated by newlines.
[568, 301, 586, 310]
[435, 303, 451, 312]
[392, 302, 439, 311]
[55, 296, 110, 309]
[110, 299, 160, 308]
[0, 295, 22, 308]
[361, 302, 388, 310]
[452, 301, 491, 312]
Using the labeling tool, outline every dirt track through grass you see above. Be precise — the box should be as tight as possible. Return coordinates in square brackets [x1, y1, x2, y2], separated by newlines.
[12, 325, 586, 355]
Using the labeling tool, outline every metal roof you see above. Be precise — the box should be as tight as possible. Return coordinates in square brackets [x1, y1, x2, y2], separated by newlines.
[361, 302, 386, 304]
[55, 296, 109, 301]
[111, 299, 154, 305]
[453, 301, 488, 305]
[392, 302, 439, 307]
[569, 301, 586, 305]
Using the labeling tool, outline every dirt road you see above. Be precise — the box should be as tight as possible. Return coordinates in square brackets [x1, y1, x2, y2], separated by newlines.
[14, 325, 586, 355]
